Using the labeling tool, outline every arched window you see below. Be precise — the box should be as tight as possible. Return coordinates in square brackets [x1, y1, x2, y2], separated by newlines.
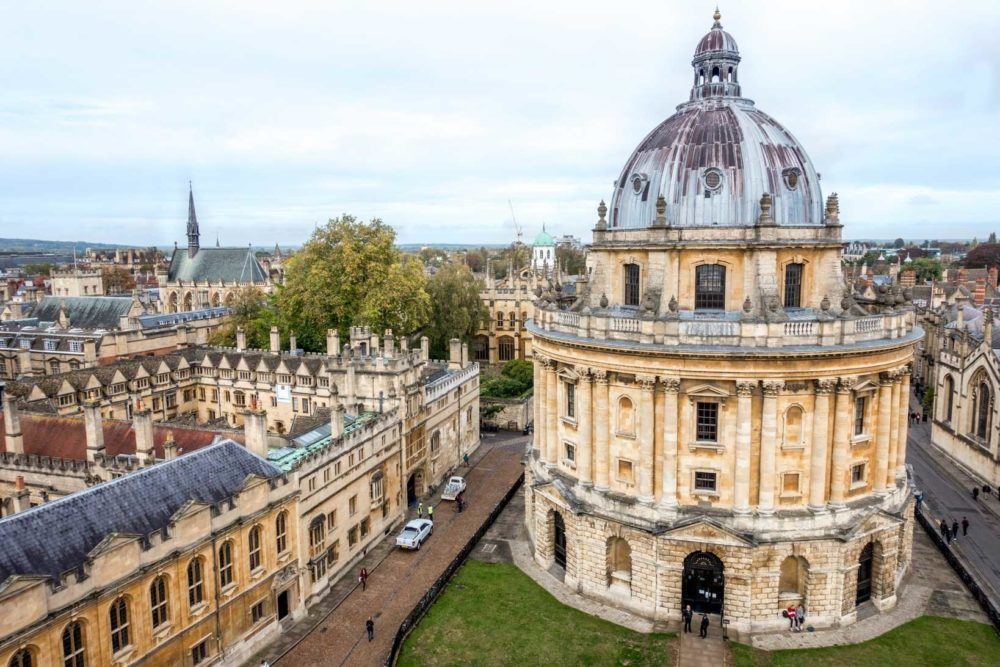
[496, 311, 504, 329]
[498, 336, 515, 362]
[782, 406, 804, 448]
[975, 381, 992, 440]
[276, 511, 289, 555]
[218, 541, 234, 588]
[784, 263, 804, 308]
[944, 375, 954, 422]
[248, 525, 263, 571]
[778, 555, 808, 596]
[187, 557, 205, 607]
[711, 65, 721, 83]
[309, 517, 326, 559]
[472, 336, 489, 362]
[62, 621, 86, 667]
[150, 575, 169, 629]
[695, 265, 726, 310]
[606, 537, 632, 593]
[617, 396, 635, 436]
[8, 649, 33, 667]
[109, 596, 130, 654]
[623, 263, 640, 306]
[509, 312, 517, 328]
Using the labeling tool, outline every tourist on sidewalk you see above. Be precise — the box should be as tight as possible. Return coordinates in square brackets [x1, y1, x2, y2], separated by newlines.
[366, 616, 375, 641]
[683, 605, 693, 633]
[359, 567, 368, 591]
[951, 519, 960, 542]
[962, 516, 970, 536]
[786, 604, 797, 630]
[796, 603, 806, 631]
[699, 613, 710, 638]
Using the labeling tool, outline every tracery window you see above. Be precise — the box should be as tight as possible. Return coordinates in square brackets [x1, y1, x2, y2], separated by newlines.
[218, 541, 234, 588]
[187, 557, 205, 607]
[62, 621, 86, 667]
[109, 597, 130, 654]
[150, 575, 170, 629]
[248, 525, 263, 572]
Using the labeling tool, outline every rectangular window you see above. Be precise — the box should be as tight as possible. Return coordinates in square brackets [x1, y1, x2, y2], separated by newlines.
[695, 264, 726, 310]
[192, 640, 209, 665]
[564, 443, 575, 462]
[694, 471, 718, 493]
[624, 264, 640, 306]
[251, 601, 266, 624]
[782, 472, 800, 493]
[854, 396, 866, 436]
[851, 462, 866, 485]
[617, 459, 634, 484]
[360, 517, 370, 538]
[565, 382, 575, 419]
[348, 526, 358, 547]
[328, 510, 337, 530]
[784, 263, 803, 308]
[43, 339, 57, 351]
[349, 495, 357, 516]
[696, 402, 719, 442]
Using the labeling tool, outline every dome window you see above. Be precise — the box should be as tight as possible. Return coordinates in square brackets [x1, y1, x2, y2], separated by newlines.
[630, 173, 647, 195]
[702, 168, 723, 193]
[783, 168, 801, 190]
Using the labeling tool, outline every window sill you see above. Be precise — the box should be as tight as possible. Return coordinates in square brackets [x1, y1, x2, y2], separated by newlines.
[561, 459, 576, 470]
[849, 481, 867, 491]
[851, 434, 871, 446]
[781, 445, 806, 452]
[561, 417, 578, 429]
[152, 623, 173, 642]
[112, 647, 136, 663]
[779, 491, 803, 500]
[614, 431, 636, 440]
[693, 490, 720, 499]
[688, 441, 725, 453]
[220, 583, 238, 598]
[190, 601, 209, 617]
[250, 567, 266, 581]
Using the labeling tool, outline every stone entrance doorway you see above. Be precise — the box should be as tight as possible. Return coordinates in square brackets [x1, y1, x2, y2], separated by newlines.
[406, 470, 424, 506]
[553, 513, 567, 569]
[682, 551, 725, 615]
[856, 542, 874, 605]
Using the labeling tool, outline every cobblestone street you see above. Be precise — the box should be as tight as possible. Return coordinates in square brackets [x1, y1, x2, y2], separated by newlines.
[256, 433, 527, 667]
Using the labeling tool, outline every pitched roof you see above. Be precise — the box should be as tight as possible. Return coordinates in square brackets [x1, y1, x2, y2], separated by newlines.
[0, 412, 243, 461]
[0, 440, 281, 583]
[31, 296, 135, 330]
[167, 247, 268, 284]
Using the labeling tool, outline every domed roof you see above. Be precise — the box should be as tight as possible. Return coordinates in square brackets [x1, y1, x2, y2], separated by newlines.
[607, 12, 823, 230]
[533, 226, 555, 246]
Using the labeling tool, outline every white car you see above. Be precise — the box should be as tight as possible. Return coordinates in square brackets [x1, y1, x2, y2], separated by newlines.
[441, 476, 467, 501]
[395, 518, 433, 550]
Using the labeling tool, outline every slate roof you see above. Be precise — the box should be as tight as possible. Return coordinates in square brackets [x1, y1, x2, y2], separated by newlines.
[167, 247, 268, 284]
[0, 439, 281, 584]
[31, 296, 135, 330]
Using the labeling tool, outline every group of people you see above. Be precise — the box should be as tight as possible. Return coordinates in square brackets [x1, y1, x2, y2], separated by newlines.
[939, 517, 970, 545]
[907, 410, 927, 424]
[784, 603, 807, 631]
[416, 502, 435, 520]
[681, 605, 712, 638]
[971, 484, 994, 502]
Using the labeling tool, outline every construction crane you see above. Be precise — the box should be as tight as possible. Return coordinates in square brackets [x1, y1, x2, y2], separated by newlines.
[508, 199, 523, 246]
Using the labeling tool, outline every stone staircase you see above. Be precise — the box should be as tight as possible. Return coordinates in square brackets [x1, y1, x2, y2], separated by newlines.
[676, 615, 732, 666]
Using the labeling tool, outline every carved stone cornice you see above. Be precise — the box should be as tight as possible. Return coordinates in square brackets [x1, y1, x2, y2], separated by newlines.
[837, 376, 859, 393]
[661, 377, 681, 394]
[637, 375, 656, 392]
[761, 380, 784, 397]
[879, 371, 895, 386]
[815, 378, 837, 395]
[592, 369, 609, 385]
[735, 380, 757, 397]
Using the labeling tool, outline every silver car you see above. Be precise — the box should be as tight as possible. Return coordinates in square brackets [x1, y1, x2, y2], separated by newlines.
[395, 518, 433, 550]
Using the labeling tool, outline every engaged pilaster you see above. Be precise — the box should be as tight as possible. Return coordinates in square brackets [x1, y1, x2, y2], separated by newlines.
[593, 370, 610, 490]
[637, 376, 656, 504]
[808, 379, 836, 510]
[734, 380, 756, 514]
[577, 368, 594, 486]
[829, 376, 858, 508]
[757, 380, 783, 514]
[874, 372, 894, 494]
[660, 377, 681, 508]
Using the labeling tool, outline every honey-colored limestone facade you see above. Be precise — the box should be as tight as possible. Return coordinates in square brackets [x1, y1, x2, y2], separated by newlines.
[525, 12, 920, 637]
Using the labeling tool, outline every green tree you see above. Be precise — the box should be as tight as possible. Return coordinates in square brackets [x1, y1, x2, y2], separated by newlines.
[208, 286, 273, 348]
[22, 263, 53, 276]
[909, 257, 943, 282]
[101, 267, 135, 295]
[425, 262, 488, 358]
[274, 215, 431, 351]
[892, 237, 905, 248]
[556, 245, 587, 275]
[481, 359, 534, 398]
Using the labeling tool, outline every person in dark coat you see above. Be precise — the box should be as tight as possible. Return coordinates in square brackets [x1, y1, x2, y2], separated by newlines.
[962, 516, 970, 536]
[699, 613, 710, 638]
[973, 487, 980, 501]
[359, 567, 368, 591]
[940, 520, 951, 544]
[951, 519, 960, 542]
[682, 605, 693, 633]
[366, 616, 375, 641]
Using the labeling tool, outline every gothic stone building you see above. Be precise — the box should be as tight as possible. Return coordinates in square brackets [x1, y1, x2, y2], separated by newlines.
[524, 12, 920, 637]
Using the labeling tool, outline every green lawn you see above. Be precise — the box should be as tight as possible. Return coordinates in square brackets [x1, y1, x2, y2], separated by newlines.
[398, 559, 676, 667]
[731, 615, 1000, 667]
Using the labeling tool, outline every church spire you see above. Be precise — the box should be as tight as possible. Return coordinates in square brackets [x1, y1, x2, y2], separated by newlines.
[186, 181, 200, 258]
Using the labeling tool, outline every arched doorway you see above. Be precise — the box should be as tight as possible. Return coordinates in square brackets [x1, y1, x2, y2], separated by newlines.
[856, 543, 874, 605]
[682, 551, 725, 614]
[406, 470, 424, 506]
[553, 513, 567, 569]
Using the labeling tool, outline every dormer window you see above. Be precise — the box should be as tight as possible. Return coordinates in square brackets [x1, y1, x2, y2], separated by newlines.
[783, 168, 801, 190]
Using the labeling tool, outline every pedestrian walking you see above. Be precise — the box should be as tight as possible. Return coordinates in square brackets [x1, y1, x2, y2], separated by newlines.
[983, 484, 992, 497]
[417, 502, 423, 518]
[428, 505, 434, 521]
[973, 487, 980, 501]
[951, 519, 960, 542]
[796, 603, 806, 631]
[962, 516, 970, 536]
[699, 613, 710, 638]
[922, 412, 928, 422]
[366, 616, 374, 641]
[682, 605, 693, 633]
[463, 453, 470, 466]
[359, 567, 368, 591]
[943, 524, 952, 545]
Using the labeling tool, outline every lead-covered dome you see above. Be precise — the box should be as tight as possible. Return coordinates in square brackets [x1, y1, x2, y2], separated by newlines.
[608, 12, 823, 230]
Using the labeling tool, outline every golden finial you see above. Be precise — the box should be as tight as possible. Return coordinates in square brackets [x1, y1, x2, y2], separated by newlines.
[713, 7, 721, 22]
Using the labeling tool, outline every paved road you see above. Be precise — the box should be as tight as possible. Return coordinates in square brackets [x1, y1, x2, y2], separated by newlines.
[907, 395, 1000, 608]
[272, 433, 527, 667]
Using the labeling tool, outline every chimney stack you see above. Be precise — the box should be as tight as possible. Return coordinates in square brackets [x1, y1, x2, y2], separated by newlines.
[236, 326, 247, 351]
[327, 329, 341, 357]
[990, 266, 999, 289]
[461, 342, 469, 369]
[449, 338, 462, 370]
[83, 400, 105, 463]
[420, 336, 430, 361]
[2, 388, 24, 455]
[400, 336, 409, 353]
[384, 329, 394, 358]
[12, 476, 30, 513]
[331, 403, 345, 440]
[243, 405, 270, 459]
[163, 432, 178, 460]
[974, 277, 986, 307]
[133, 405, 155, 464]
[289, 331, 297, 353]
[269, 326, 280, 353]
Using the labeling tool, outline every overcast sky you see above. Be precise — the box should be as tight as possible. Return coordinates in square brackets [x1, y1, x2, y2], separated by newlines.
[2, 1, 999, 247]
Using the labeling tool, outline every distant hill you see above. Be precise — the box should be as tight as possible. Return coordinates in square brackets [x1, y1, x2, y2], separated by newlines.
[0, 238, 130, 253]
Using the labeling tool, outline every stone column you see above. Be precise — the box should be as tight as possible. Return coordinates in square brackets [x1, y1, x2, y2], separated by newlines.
[577, 368, 594, 486]
[545, 360, 559, 465]
[808, 379, 836, 510]
[638, 376, 656, 504]
[874, 372, 894, 494]
[829, 377, 857, 508]
[661, 377, 680, 508]
[887, 372, 902, 486]
[594, 370, 610, 490]
[534, 357, 548, 461]
[758, 381, 783, 514]
[895, 369, 911, 480]
[734, 380, 756, 514]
